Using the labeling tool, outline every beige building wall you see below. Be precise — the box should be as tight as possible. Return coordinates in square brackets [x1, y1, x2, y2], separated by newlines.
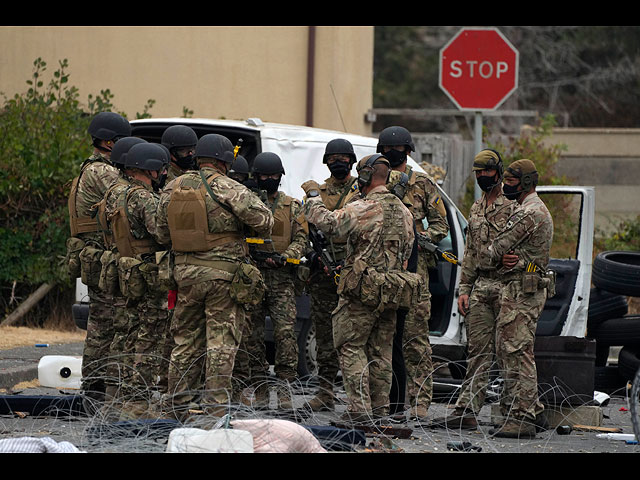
[0, 26, 374, 136]
[546, 128, 640, 233]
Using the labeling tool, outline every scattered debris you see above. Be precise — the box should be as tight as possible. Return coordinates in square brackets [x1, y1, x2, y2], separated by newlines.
[167, 427, 254, 453]
[446, 441, 482, 452]
[596, 433, 636, 442]
[0, 436, 84, 453]
[572, 425, 624, 434]
[330, 420, 413, 439]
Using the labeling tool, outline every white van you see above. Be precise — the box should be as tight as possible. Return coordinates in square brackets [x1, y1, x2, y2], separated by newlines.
[73, 117, 595, 381]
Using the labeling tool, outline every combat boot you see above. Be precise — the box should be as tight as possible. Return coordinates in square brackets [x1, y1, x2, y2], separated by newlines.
[411, 405, 430, 422]
[277, 389, 294, 410]
[428, 407, 478, 430]
[489, 418, 536, 439]
[339, 410, 373, 428]
[250, 384, 271, 410]
[306, 381, 336, 412]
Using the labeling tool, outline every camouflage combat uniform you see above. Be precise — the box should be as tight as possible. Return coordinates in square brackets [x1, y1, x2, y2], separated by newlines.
[389, 164, 449, 416]
[454, 191, 516, 415]
[155, 166, 273, 411]
[109, 177, 169, 411]
[304, 175, 359, 409]
[487, 192, 554, 422]
[95, 172, 135, 400]
[304, 184, 415, 417]
[166, 161, 187, 183]
[233, 191, 308, 407]
[68, 152, 120, 399]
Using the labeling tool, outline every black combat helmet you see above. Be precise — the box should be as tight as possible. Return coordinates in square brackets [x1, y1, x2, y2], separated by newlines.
[110, 137, 148, 170]
[124, 143, 169, 172]
[323, 138, 356, 164]
[376, 126, 415, 153]
[161, 125, 198, 150]
[88, 111, 131, 142]
[252, 152, 285, 175]
[229, 155, 250, 176]
[195, 134, 235, 163]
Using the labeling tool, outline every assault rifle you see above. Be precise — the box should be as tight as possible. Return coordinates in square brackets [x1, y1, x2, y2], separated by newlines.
[307, 224, 342, 285]
[245, 238, 305, 266]
[416, 232, 460, 267]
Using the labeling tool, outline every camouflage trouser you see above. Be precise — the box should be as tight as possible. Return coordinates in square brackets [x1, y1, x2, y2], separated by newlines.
[495, 278, 546, 421]
[455, 276, 503, 414]
[234, 267, 298, 386]
[105, 294, 130, 390]
[167, 276, 244, 407]
[123, 290, 170, 400]
[81, 286, 115, 397]
[308, 270, 341, 387]
[332, 295, 396, 416]
[403, 251, 434, 410]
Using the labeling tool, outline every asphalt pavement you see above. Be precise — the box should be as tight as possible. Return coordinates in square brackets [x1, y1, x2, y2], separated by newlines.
[0, 341, 638, 454]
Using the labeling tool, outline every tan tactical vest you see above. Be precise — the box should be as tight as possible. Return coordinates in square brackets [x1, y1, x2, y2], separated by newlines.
[110, 185, 161, 258]
[319, 178, 359, 212]
[68, 160, 100, 236]
[404, 167, 447, 234]
[254, 194, 294, 254]
[95, 182, 126, 249]
[166, 171, 243, 253]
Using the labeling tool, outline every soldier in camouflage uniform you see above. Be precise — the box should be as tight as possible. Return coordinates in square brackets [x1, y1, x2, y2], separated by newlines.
[155, 134, 273, 419]
[103, 142, 171, 418]
[486, 159, 554, 439]
[378, 126, 449, 421]
[95, 136, 149, 409]
[67, 112, 131, 406]
[302, 139, 360, 412]
[161, 125, 198, 183]
[302, 154, 416, 424]
[431, 149, 516, 430]
[233, 152, 309, 410]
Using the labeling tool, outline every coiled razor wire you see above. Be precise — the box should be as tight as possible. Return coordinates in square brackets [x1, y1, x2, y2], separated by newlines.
[0, 348, 637, 453]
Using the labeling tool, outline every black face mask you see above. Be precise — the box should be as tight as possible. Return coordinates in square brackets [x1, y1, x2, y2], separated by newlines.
[152, 172, 167, 192]
[476, 174, 500, 193]
[328, 161, 351, 180]
[383, 149, 407, 167]
[257, 178, 280, 194]
[503, 182, 522, 201]
[174, 154, 195, 171]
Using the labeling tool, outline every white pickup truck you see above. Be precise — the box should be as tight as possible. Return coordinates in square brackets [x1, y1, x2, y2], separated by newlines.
[73, 117, 596, 385]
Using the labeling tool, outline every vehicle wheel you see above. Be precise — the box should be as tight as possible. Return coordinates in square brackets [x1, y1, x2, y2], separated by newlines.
[618, 346, 640, 381]
[592, 251, 640, 297]
[296, 319, 317, 379]
[588, 315, 640, 347]
[587, 288, 628, 329]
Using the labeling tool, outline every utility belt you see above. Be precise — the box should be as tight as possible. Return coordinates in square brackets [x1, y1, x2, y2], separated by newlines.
[173, 253, 238, 273]
[173, 253, 265, 307]
[338, 262, 425, 313]
[478, 264, 556, 298]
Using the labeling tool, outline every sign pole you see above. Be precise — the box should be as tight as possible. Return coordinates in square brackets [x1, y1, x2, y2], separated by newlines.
[438, 26, 519, 202]
[474, 111, 483, 200]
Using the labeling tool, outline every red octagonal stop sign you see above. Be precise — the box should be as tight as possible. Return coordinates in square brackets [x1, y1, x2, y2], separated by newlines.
[439, 27, 519, 111]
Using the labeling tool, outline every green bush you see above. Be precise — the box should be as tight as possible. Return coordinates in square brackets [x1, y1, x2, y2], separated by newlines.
[594, 215, 640, 253]
[0, 58, 156, 322]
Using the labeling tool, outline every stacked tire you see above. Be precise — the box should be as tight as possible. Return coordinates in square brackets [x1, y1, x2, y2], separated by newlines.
[588, 251, 640, 394]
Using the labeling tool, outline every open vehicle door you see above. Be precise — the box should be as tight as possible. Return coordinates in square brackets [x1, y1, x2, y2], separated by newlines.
[535, 186, 595, 338]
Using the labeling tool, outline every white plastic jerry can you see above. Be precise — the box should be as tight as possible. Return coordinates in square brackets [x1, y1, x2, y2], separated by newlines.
[37, 355, 83, 389]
